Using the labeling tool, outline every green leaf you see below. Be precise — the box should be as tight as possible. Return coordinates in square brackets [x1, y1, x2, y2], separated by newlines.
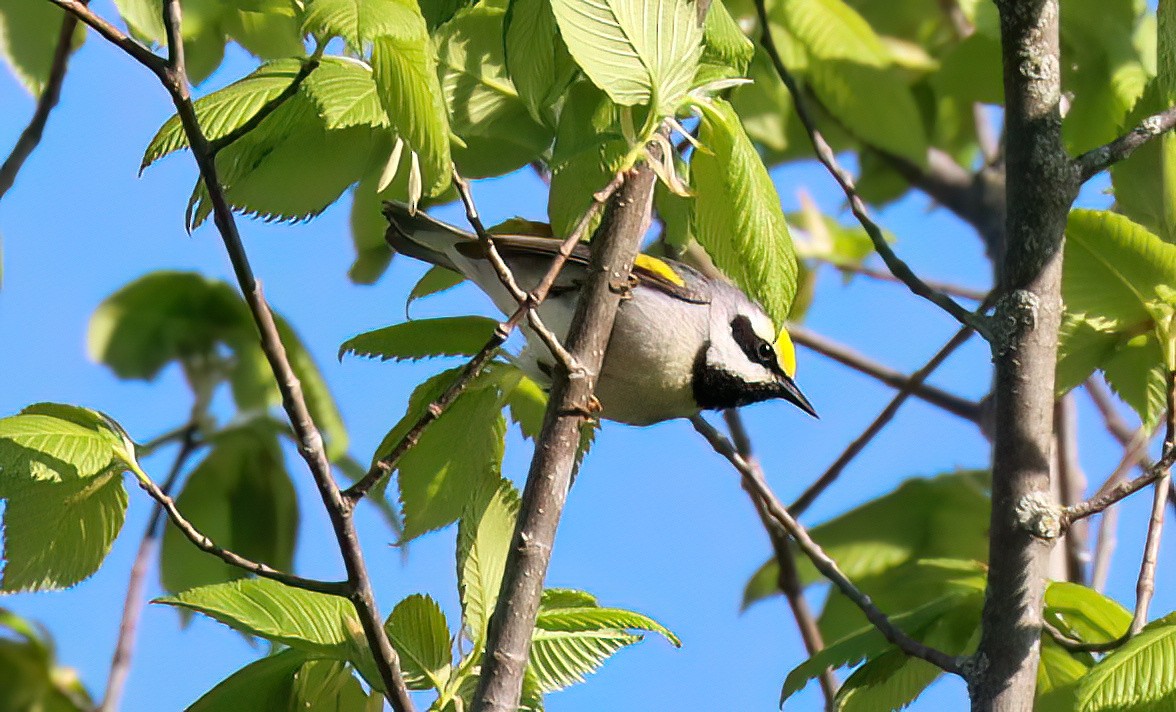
[88, 272, 248, 380]
[303, 57, 391, 130]
[0, 404, 137, 491]
[1037, 637, 1092, 712]
[549, 0, 703, 116]
[782, 593, 973, 703]
[505, 371, 548, 439]
[701, 0, 754, 76]
[0, 608, 91, 712]
[772, 0, 890, 67]
[187, 94, 376, 226]
[1, 473, 127, 592]
[189, 649, 313, 712]
[807, 59, 927, 165]
[384, 594, 453, 690]
[743, 472, 990, 608]
[1056, 314, 1120, 396]
[161, 429, 298, 595]
[457, 479, 519, 642]
[547, 81, 628, 237]
[1111, 80, 1176, 238]
[1102, 332, 1168, 429]
[301, 0, 423, 53]
[0, 0, 79, 96]
[691, 97, 799, 326]
[372, 368, 507, 540]
[1077, 613, 1176, 711]
[528, 599, 678, 694]
[224, 7, 306, 61]
[504, 0, 578, 122]
[348, 177, 395, 284]
[407, 266, 466, 309]
[370, 14, 452, 197]
[155, 578, 367, 661]
[289, 658, 379, 711]
[341, 316, 499, 362]
[437, 5, 555, 177]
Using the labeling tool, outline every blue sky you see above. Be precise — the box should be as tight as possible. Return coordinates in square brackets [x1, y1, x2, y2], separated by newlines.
[1, 9, 1173, 710]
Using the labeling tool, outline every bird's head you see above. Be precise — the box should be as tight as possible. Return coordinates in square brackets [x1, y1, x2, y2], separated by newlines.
[692, 287, 817, 418]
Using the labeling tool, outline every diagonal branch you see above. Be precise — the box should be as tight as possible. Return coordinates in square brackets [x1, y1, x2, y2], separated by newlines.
[833, 262, 989, 302]
[1075, 105, 1176, 183]
[691, 415, 964, 676]
[472, 158, 655, 712]
[0, 10, 77, 203]
[208, 48, 323, 156]
[341, 172, 624, 504]
[790, 326, 976, 516]
[723, 411, 838, 706]
[752, 0, 987, 337]
[788, 323, 982, 423]
[45, 0, 166, 75]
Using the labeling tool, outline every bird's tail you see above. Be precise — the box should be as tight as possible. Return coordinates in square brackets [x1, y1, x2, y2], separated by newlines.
[382, 202, 473, 272]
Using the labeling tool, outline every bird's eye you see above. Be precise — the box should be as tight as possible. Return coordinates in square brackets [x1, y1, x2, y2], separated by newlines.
[756, 342, 774, 363]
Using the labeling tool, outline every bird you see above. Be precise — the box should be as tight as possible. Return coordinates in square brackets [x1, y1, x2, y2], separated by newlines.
[383, 202, 817, 426]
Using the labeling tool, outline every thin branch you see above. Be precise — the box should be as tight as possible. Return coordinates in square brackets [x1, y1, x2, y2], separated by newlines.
[788, 323, 982, 423]
[44, 0, 166, 75]
[833, 263, 988, 302]
[472, 158, 654, 712]
[1091, 504, 1119, 594]
[723, 411, 837, 707]
[129, 460, 346, 595]
[342, 171, 624, 504]
[208, 49, 323, 156]
[752, 0, 986, 336]
[1062, 452, 1174, 526]
[49, 0, 417, 706]
[1054, 395, 1088, 584]
[691, 415, 964, 676]
[790, 326, 975, 516]
[101, 426, 202, 712]
[1075, 105, 1176, 182]
[0, 12, 77, 202]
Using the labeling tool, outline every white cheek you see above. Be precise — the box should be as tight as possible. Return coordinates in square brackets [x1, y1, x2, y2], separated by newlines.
[709, 339, 774, 385]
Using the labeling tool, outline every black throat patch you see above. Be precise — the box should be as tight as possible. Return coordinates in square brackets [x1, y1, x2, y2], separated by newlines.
[691, 342, 785, 410]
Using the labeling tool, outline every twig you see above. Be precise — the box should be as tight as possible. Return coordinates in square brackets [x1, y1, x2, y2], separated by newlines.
[1054, 396, 1088, 584]
[752, 0, 985, 337]
[101, 426, 202, 712]
[833, 263, 988, 302]
[788, 323, 981, 423]
[1062, 452, 1174, 526]
[1075, 105, 1176, 182]
[0, 10, 77, 202]
[342, 172, 624, 503]
[790, 326, 975, 515]
[47, 0, 417, 707]
[691, 415, 964, 676]
[451, 169, 579, 370]
[723, 411, 837, 706]
[472, 159, 656, 712]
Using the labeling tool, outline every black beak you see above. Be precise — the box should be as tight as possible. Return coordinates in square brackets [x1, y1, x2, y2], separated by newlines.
[780, 376, 819, 419]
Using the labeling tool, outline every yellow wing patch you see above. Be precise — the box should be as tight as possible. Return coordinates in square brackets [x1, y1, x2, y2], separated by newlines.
[634, 254, 686, 286]
[774, 328, 797, 377]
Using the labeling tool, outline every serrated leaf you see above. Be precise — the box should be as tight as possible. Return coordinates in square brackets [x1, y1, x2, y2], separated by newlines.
[224, 7, 306, 61]
[457, 479, 519, 642]
[371, 368, 507, 541]
[88, 271, 249, 380]
[155, 578, 367, 661]
[437, 5, 554, 177]
[1077, 613, 1176, 711]
[1, 473, 127, 592]
[691, 97, 798, 326]
[301, 0, 423, 53]
[1102, 332, 1168, 428]
[0, 404, 136, 491]
[341, 316, 498, 362]
[1045, 583, 1132, 646]
[528, 628, 640, 693]
[289, 658, 377, 711]
[541, 588, 599, 609]
[370, 17, 452, 197]
[407, 266, 465, 309]
[548, 81, 628, 237]
[160, 429, 298, 595]
[1056, 314, 1120, 396]
[142, 59, 308, 169]
[384, 594, 452, 690]
[504, 0, 578, 122]
[550, 0, 702, 116]
[0, 0, 79, 96]
[535, 607, 680, 647]
[303, 57, 390, 130]
[506, 372, 547, 439]
[772, 0, 889, 67]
